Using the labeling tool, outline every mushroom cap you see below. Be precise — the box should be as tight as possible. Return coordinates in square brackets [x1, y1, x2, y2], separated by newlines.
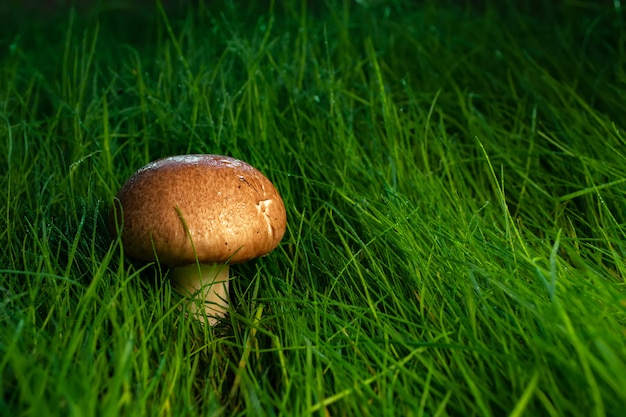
[108, 154, 287, 266]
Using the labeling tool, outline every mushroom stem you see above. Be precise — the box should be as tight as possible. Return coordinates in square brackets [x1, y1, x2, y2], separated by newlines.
[169, 263, 230, 325]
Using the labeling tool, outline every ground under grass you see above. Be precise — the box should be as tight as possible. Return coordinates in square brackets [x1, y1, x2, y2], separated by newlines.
[1, 0, 625, 415]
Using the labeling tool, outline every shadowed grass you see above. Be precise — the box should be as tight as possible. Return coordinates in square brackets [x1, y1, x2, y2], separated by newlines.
[1, 0, 625, 416]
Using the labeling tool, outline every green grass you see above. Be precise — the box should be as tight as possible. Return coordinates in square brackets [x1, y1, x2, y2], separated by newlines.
[1, 0, 626, 415]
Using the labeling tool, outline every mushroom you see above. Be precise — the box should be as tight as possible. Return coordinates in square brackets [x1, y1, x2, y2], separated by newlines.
[108, 154, 287, 325]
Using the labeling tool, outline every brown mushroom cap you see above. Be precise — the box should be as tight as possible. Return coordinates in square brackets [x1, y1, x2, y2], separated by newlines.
[108, 154, 287, 266]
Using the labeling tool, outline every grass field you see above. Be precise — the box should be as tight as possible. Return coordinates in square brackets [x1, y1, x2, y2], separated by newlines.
[1, 0, 626, 415]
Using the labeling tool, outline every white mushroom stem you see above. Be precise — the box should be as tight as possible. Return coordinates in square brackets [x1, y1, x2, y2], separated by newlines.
[169, 263, 230, 325]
